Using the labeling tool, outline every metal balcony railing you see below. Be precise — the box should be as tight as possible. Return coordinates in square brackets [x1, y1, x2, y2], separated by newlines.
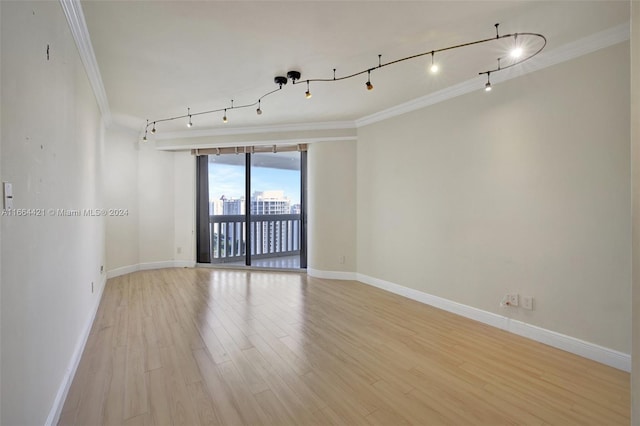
[209, 214, 301, 263]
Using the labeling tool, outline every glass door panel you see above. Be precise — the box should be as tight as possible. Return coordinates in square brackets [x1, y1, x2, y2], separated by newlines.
[208, 155, 246, 264]
[250, 152, 301, 269]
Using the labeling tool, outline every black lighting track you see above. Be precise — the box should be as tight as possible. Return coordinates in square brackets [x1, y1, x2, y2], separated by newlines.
[142, 23, 546, 140]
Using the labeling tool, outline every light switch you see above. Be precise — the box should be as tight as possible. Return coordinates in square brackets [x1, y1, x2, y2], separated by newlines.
[3, 182, 13, 209]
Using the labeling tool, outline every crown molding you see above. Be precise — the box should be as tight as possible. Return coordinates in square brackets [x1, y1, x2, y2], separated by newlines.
[154, 120, 356, 140]
[59, 0, 112, 126]
[355, 21, 630, 128]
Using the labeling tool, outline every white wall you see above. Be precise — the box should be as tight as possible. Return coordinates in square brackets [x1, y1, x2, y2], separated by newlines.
[0, 1, 4, 422]
[631, 0, 639, 421]
[308, 141, 357, 274]
[104, 126, 139, 270]
[357, 43, 631, 353]
[173, 151, 196, 264]
[104, 133, 195, 274]
[1, 2, 106, 424]
[138, 141, 175, 263]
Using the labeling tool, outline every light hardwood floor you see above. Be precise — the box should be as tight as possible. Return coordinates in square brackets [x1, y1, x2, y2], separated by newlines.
[59, 268, 629, 425]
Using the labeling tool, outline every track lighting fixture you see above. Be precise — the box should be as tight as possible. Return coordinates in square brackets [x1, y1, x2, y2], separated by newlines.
[430, 51, 439, 73]
[485, 73, 492, 92]
[141, 23, 545, 139]
[510, 34, 523, 58]
[305, 80, 312, 99]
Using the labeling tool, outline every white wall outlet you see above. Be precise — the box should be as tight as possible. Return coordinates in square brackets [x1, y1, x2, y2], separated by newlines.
[522, 296, 534, 310]
[501, 293, 519, 307]
[339, 255, 345, 264]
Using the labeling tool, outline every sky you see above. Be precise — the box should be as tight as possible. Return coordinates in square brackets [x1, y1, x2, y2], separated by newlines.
[209, 163, 301, 205]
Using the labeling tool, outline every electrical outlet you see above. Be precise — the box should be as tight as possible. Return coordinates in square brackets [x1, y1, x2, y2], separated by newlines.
[501, 293, 519, 307]
[508, 293, 519, 307]
[522, 296, 534, 310]
[339, 255, 345, 264]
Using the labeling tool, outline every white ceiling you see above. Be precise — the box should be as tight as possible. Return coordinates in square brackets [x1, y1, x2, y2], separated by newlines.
[81, 1, 629, 134]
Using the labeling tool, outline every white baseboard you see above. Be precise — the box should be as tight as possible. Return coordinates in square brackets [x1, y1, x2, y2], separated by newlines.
[138, 260, 181, 271]
[354, 272, 631, 372]
[106, 263, 139, 279]
[107, 260, 196, 278]
[46, 274, 107, 426]
[173, 260, 197, 268]
[307, 267, 358, 281]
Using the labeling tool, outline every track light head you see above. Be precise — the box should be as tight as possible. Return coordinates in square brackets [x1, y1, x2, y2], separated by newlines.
[150, 122, 156, 134]
[256, 107, 262, 115]
[186, 108, 193, 128]
[430, 52, 439, 73]
[305, 80, 312, 99]
[142, 134, 147, 142]
[366, 70, 373, 91]
[510, 47, 523, 58]
[223, 110, 228, 123]
[510, 34, 523, 58]
[484, 73, 492, 92]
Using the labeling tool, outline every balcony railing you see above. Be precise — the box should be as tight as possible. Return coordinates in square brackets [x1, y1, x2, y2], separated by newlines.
[210, 214, 301, 263]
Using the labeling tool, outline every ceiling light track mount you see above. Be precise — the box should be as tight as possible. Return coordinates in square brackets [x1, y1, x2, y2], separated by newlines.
[142, 23, 545, 139]
[286, 70, 301, 82]
[274, 76, 288, 87]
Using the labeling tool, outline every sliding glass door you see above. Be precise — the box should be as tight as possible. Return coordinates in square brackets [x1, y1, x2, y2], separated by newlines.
[208, 154, 247, 264]
[196, 149, 306, 269]
[250, 152, 302, 268]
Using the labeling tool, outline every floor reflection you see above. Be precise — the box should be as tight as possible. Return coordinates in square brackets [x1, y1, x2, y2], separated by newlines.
[216, 254, 301, 270]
